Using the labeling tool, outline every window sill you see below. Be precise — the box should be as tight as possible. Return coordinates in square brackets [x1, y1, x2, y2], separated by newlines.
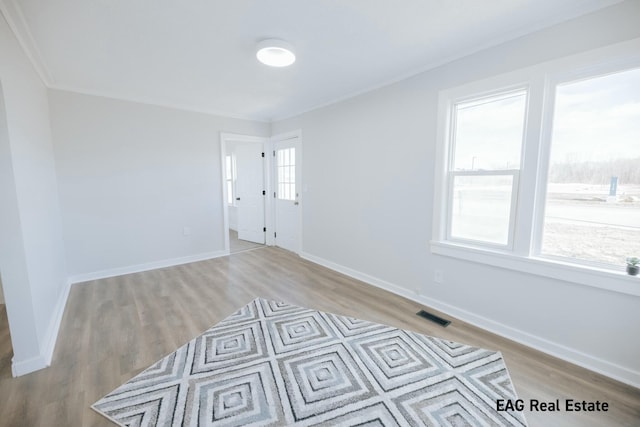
[430, 241, 640, 297]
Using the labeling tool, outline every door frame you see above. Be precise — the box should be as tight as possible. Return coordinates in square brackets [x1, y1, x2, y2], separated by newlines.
[220, 133, 270, 253]
[269, 130, 303, 254]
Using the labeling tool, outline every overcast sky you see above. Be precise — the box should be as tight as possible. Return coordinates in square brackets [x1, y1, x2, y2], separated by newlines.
[551, 66, 640, 163]
[452, 66, 640, 170]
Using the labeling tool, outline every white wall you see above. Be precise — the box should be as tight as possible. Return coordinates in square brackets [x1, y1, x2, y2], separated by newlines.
[0, 14, 68, 375]
[272, 1, 640, 386]
[49, 90, 269, 279]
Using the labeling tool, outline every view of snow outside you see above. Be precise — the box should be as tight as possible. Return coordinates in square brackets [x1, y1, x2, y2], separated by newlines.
[541, 67, 640, 268]
[451, 67, 639, 268]
[451, 176, 512, 245]
[450, 91, 525, 245]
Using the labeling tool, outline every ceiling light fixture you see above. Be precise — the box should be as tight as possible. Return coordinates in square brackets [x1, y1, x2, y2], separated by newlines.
[256, 39, 296, 67]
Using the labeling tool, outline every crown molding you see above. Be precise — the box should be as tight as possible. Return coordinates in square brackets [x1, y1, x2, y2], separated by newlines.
[0, 0, 54, 86]
[48, 83, 271, 123]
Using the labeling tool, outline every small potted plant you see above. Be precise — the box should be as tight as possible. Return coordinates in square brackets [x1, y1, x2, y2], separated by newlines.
[627, 257, 639, 276]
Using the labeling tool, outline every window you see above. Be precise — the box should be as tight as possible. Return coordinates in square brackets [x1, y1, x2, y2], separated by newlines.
[448, 90, 527, 246]
[541, 67, 640, 267]
[225, 154, 236, 206]
[433, 48, 640, 288]
[276, 147, 296, 201]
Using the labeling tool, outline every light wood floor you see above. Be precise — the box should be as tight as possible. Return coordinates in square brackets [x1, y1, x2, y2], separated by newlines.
[229, 229, 264, 254]
[0, 247, 638, 426]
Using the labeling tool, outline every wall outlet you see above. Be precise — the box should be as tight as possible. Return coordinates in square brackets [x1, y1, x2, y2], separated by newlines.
[183, 226, 191, 236]
[434, 269, 444, 284]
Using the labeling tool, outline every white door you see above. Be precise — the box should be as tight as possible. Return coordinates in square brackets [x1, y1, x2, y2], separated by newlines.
[273, 139, 300, 252]
[235, 143, 265, 244]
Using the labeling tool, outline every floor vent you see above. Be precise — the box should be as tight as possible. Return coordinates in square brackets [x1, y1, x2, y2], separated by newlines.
[416, 309, 451, 327]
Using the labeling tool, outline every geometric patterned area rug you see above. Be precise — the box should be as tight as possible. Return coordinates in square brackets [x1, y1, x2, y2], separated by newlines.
[93, 298, 527, 426]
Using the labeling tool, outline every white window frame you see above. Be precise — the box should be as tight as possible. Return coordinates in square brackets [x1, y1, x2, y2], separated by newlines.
[445, 87, 528, 250]
[431, 39, 640, 297]
[275, 146, 296, 201]
[446, 170, 520, 250]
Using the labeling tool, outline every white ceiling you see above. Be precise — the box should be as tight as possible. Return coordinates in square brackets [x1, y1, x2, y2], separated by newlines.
[2, 0, 622, 121]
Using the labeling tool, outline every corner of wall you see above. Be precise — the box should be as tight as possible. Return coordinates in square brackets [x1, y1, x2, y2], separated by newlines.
[40, 277, 72, 366]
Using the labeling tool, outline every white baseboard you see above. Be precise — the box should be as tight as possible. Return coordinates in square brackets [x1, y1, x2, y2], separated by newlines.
[11, 353, 47, 377]
[300, 251, 640, 389]
[41, 278, 72, 365]
[11, 277, 71, 377]
[68, 250, 228, 284]
[417, 294, 640, 389]
[300, 252, 418, 302]
[12, 250, 229, 377]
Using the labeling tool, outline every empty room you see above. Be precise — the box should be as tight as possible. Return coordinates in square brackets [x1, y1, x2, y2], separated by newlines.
[0, 1, 639, 426]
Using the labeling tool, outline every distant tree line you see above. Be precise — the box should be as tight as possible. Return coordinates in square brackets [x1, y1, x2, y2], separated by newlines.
[549, 157, 640, 184]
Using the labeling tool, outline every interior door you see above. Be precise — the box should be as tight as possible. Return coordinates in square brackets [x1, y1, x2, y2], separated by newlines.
[274, 139, 300, 253]
[235, 143, 265, 244]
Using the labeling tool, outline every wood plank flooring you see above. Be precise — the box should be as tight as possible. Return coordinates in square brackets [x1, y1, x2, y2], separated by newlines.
[0, 247, 638, 426]
[229, 229, 264, 254]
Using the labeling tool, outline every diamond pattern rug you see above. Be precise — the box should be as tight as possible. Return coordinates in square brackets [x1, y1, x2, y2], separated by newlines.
[92, 298, 527, 426]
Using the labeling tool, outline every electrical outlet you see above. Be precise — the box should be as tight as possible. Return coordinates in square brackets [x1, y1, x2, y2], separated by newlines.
[183, 226, 191, 236]
[434, 269, 444, 284]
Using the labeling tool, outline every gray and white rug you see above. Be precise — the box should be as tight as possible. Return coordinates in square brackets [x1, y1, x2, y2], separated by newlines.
[93, 298, 527, 426]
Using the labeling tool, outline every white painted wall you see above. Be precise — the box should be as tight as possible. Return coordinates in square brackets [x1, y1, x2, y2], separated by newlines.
[272, 2, 640, 386]
[48, 90, 269, 279]
[0, 15, 68, 375]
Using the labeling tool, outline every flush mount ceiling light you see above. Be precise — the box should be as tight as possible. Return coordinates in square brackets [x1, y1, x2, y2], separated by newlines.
[256, 39, 296, 67]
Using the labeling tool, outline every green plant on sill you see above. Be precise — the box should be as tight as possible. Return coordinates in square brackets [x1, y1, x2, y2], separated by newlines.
[627, 257, 640, 266]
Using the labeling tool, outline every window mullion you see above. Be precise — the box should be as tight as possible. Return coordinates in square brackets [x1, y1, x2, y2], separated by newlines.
[512, 76, 546, 256]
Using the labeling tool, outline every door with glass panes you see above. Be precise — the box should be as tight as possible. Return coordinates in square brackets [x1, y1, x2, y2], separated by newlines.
[273, 138, 300, 253]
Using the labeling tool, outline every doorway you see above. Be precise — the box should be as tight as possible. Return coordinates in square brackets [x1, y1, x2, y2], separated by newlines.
[220, 134, 268, 253]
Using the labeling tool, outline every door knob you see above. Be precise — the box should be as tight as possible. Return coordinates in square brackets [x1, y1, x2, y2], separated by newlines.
[294, 201, 299, 205]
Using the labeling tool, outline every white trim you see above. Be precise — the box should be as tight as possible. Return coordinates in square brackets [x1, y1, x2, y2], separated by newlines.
[446, 170, 520, 249]
[431, 241, 640, 297]
[11, 353, 47, 377]
[300, 250, 640, 389]
[300, 251, 417, 301]
[68, 250, 227, 284]
[417, 294, 640, 389]
[49, 84, 271, 123]
[514, 75, 546, 256]
[11, 277, 72, 377]
[0, 0, 54, 85]
[41, 278, 72, 366]
[269, 3, 615, 123]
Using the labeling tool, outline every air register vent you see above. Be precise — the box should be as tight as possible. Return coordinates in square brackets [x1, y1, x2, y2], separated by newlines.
[416, 309, 451, 327]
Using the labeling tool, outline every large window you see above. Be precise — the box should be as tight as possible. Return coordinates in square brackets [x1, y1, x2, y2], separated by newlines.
[449, 90, 527, 247]
[434, 50, 640, 283]
[541, 68, 640, 267]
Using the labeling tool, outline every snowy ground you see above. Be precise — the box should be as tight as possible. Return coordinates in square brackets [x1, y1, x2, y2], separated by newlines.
[541, 183, 640, 267]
